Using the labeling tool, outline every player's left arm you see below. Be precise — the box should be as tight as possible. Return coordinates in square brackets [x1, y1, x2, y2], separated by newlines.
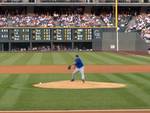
[67, 61, 76, 70]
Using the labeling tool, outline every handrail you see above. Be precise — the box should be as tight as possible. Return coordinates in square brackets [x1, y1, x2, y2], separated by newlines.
[0, 26, 116, 29]
[0, 1, 149, 4]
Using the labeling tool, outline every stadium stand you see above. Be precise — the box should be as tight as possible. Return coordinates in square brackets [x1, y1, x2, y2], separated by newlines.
[0, 1, 150, 51]
[0, 7, 149, 32]
[126, 14, 150, 32]
[0, 6, 114, 27]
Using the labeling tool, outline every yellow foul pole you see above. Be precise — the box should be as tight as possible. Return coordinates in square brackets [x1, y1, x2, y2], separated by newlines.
[115, 0, 118, 31]
[115, 0, 119, 51]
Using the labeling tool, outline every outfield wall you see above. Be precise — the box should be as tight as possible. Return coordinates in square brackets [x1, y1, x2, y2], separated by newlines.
[0, 28, 148, 52]
[101, 32, 148, 52]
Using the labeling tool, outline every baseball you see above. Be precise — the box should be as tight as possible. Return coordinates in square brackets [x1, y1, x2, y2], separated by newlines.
[39, 82, 42, 84]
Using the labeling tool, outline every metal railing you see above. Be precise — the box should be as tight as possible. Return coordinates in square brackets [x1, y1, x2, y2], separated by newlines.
[0, 0, 35, 3]
[0, 0, 149, 3]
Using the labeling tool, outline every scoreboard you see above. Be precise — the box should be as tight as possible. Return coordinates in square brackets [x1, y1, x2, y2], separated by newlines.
[53, 28, 72, 41]
[10, 28, 30, 41]
[53, 29, 63, 41]
[74, 28, 92, 40]
[64, 29, 72, 40]
[0, 29, 9, 40]
[32, 28, 51, 41]
[0, 28, 109, 41]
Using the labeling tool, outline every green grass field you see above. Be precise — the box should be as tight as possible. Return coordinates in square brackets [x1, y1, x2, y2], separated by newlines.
[0, 52, 150, 110]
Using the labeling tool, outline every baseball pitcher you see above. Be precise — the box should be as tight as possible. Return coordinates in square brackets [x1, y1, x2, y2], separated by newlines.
[68, 55, 85, 83]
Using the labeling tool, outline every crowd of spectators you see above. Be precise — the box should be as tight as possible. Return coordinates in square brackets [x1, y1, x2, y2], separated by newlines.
[0, 7, 149, 33]
[0, 13, 112, 27]
[0, 7, 114, 27]
[11, 45, 83, 51]
[141, 27, 150, 41]
[126, 14, 150, 32]
[118, 14, 132, 32]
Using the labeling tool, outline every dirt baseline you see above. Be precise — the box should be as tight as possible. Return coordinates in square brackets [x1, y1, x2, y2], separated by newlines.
[0, 65, 150, 74]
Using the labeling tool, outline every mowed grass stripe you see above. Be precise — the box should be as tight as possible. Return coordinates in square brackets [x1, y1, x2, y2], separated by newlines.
[0, 52, 28, 105]
[120, 53, 150, 62]
[133, 55, 150, 61]
[62, 53, 74, 65]
[0, 53, 45, 109]
[75, 52, 132, 64]
[26, 53, 43, 65]
[40, 52, 53, 65]
[118, 73, 150, 94]
[0, 52, 35, 109]
[115, 52, 150, 64]
[0, 74, 11, 82]
[101, 74, 147, 108]
[89, 52, 122, 64]
[100, 52, 134, 64]
[0, 74, 30, 109]
[14, 74, 69, 110]
[102, 74, 146, 106]
[106, 73, 150, 106]
[103, 52, 149, 64]
[79, 52, 94, 64]
[81, 52, 106, 64]
[0, 52, 150, 65]
[68, 52, 113, 64]
[0, 53, 9, 61]
[100, 52, 138, 64]
[52, 52, 68, 64]
[0, 74, 15, 98]
[129, 55, 150, 63]
[13, 53, 35, 65]
[0, 53, 24, 65]
[13, 74, 31, 110]
[104, 74, 150, 108]
[0, 74, 18, 109]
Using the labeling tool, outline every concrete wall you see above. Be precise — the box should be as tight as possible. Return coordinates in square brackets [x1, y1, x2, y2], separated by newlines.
[93, 32, 148, 52]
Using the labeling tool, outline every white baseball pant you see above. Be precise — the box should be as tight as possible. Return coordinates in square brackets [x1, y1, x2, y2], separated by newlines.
[72, 66, 85, 80]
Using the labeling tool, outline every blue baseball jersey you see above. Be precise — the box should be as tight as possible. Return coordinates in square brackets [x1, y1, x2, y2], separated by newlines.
[74, 57, 84, 68]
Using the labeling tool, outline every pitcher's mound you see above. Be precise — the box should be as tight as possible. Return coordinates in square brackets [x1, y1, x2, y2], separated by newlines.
[33, 80, 126, 89]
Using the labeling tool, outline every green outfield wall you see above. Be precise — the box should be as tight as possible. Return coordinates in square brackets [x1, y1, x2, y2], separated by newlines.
[0, 28, 148, 52]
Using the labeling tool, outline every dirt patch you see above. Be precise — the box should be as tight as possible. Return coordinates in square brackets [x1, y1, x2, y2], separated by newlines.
[0, 65, 150, 74]
[33, 80, 126, 89]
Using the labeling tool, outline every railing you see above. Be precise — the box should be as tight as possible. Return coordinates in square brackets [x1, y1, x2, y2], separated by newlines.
[0, 0, 35, 3]
[0, 0, 149, 3]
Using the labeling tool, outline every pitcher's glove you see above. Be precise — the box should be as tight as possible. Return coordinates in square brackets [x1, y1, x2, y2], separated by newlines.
[67, 65, 71, 70]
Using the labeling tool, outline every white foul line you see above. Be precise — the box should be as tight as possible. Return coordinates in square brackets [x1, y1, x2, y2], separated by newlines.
[0, 109, 150, 112]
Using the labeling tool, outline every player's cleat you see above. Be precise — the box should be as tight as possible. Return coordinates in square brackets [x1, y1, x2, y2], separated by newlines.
[71, 79, 75, 82]
[82, 79, 85, 83]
